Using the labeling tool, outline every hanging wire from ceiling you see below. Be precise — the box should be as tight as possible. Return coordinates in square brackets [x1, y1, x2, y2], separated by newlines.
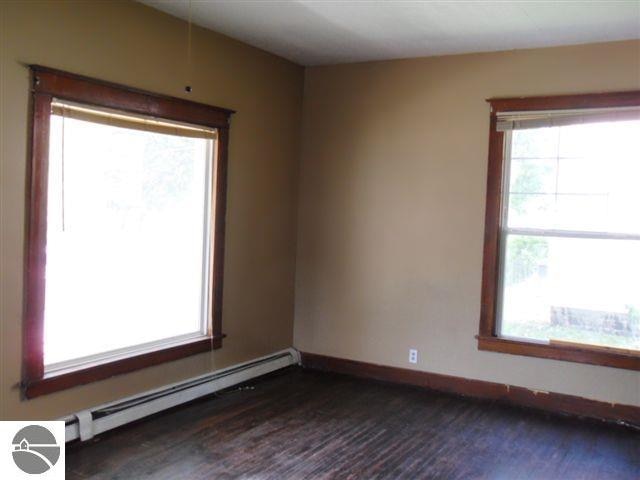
[61, 105, 66, 232]
[185, 0, 193, 93]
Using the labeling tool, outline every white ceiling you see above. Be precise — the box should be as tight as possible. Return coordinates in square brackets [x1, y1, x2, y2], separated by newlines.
[140, 1, 640, 66]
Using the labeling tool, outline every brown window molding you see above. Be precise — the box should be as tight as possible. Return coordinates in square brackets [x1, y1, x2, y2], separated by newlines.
[23, 66, 234, 398]
[478, 90, 640, 371]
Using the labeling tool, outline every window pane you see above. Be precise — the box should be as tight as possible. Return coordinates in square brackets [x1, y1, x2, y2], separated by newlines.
[44, 114, 212, 365]
[507, 120, 640, 234]
[500, 234, 640, 351]
[508, 157, 556, 229]
[510, 126, 560, 159]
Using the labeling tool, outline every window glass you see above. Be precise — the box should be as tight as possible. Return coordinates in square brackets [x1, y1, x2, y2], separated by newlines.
[500, 120, 640, 351]
[507, 121, 640, 234]
[501, 235, 640, 350]
[44, 111, 213, 366]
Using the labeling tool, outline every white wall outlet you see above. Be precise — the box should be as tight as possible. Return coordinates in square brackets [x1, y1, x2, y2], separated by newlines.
[409, 348, 418, 364]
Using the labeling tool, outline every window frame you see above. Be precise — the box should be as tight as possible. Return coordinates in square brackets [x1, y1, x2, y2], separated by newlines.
[23, 66, 234, 398]
[477, 90, 640, 371]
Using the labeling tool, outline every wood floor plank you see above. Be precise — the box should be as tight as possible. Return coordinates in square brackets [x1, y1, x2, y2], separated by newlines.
[67, 367, 640, 479]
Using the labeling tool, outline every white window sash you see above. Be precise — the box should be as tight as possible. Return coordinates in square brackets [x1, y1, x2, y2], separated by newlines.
[44, 332, 210, 377]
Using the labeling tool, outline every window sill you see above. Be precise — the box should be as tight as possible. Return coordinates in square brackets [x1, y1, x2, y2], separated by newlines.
[477, 335, 640, 371]
[23, 335, 224, 399]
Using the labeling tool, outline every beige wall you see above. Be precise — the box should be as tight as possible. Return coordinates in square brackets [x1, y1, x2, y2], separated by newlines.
[1, 1, 638, 421]
[0, 0, 303, 419]
[294, 40, 640, 406]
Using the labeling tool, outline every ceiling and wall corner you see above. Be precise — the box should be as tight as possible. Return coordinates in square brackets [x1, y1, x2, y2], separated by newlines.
[139, 0, 640, 65]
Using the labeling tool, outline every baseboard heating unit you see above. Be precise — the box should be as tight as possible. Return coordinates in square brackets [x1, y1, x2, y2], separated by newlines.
[61, 348, 300, 442]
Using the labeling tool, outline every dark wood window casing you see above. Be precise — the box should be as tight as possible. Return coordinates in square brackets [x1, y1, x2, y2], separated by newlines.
[477, 90, 640, 371]
[23, 66, 234, 398]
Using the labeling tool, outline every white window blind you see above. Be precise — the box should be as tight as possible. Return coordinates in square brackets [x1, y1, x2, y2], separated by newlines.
[496, 106, 640, 132]
[51, 99, 217, 139]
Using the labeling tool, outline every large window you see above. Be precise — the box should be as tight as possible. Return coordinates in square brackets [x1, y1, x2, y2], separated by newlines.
[478, 91, 640, 370]
[23, 67, 233, 397]
[45, 101, 215, 367]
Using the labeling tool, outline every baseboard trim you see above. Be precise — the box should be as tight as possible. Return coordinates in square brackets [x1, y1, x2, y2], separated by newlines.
[300, 352, 640, 428]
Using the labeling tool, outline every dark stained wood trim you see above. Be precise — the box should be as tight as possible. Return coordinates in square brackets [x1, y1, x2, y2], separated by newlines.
[23, 92, 53, 384]
[210, 128, 229, 341]
[478, 90, 640, 369]
[487, 90, 640, 112]
[477, 335, 640, 371]
[30, 65, 234, 129]
[23, 66, 233, 398]
[24, 337, 223, 399]
[478, 112, 504, 338]
[301, 352, 640, 428]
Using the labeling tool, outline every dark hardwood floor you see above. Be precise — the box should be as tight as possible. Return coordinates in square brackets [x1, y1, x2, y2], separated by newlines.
[67, 367, 639, 479]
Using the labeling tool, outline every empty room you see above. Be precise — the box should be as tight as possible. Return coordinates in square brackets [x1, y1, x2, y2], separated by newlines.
[1, 1, 639, 478]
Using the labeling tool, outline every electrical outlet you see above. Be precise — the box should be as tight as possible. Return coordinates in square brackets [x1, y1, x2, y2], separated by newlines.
[409, 349, 418, 364]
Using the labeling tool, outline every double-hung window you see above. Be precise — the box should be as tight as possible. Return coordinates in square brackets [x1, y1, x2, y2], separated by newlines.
[23, 67, 233, 397]
[478, 91, 640, 370]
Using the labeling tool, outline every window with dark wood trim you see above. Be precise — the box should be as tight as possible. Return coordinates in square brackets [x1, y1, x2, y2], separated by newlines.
[23, 66, 234, 398]
[478, 90, 640, 371]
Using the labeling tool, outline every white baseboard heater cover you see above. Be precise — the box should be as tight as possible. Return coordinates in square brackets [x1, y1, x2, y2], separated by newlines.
[61, 348, 300, 442]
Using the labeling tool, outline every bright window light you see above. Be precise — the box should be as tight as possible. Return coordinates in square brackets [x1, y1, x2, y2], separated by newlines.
[43, 103, 215, 369]
[499, 120, 640, 351]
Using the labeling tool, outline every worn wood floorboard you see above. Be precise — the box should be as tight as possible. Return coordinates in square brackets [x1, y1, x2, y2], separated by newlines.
[66, 367, 640, 479]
